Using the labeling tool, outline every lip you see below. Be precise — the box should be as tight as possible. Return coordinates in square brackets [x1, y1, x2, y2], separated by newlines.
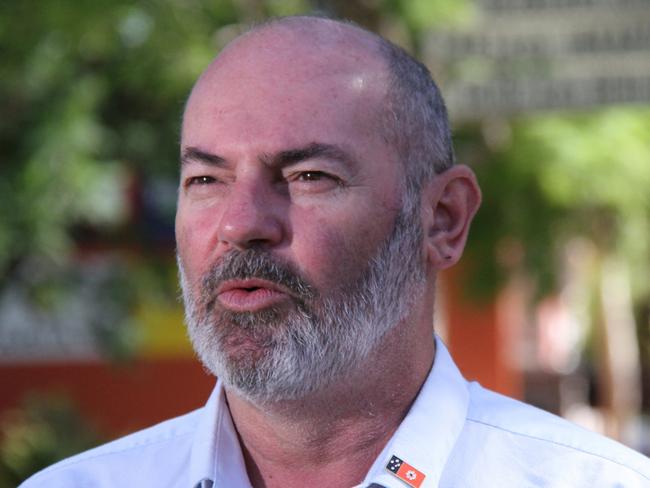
[216, 279, 292, 312]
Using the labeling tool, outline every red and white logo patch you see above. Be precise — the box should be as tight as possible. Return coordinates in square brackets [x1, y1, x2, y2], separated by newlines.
[385, 455, 425, 488]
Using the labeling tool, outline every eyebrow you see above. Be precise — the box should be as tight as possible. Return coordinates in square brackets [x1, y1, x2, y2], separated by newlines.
[265, 142, 358, 170]
[181, 142, 358, 171]
[181, 147, 226, 167]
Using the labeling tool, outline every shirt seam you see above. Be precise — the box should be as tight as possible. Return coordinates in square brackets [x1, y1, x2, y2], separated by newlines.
[28, 430, 195, 481]
[466, 417, 650, 481]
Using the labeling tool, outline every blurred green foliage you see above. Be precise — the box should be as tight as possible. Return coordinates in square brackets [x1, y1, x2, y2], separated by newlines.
[0, 395, 102, 487]
[459, 108, 650, 306]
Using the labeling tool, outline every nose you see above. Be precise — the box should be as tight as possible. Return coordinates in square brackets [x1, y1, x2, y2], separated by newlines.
[216, 179, 284, 250]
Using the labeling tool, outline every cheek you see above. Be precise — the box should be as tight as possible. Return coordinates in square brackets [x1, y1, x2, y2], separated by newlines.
[289, 206, 394, 290]
[175, 208, 217, 283]
[294, 224, 350, 287]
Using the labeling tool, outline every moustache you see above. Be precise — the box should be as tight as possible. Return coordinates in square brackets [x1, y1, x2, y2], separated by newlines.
[201, 250, 317, 308]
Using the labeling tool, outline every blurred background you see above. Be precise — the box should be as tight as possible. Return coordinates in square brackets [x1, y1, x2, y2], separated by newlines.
[1, 0, 649, 484]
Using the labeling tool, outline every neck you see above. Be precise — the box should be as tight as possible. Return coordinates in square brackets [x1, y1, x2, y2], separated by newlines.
[226, 313, 436, 488]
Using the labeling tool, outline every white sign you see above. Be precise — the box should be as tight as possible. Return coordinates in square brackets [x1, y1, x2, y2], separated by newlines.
[424, 0, 650, 118]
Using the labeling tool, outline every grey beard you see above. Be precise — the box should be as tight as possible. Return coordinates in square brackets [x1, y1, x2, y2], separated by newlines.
[178, 198, 426, 405]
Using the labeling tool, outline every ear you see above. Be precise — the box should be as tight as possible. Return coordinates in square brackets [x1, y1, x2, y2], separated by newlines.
[422, 165, 481, 270]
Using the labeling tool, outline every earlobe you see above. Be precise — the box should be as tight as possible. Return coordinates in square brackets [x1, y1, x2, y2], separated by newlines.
[424, 165, 481, 270]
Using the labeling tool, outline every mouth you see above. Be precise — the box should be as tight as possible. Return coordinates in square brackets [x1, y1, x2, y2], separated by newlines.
[216, 279, 292, 312]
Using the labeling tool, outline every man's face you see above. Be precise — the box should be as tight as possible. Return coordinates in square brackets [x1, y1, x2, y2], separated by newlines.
[176, 33, 427, 402]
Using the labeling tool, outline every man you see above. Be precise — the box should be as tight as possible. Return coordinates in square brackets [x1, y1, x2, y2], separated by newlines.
[22, 15, 650, 488]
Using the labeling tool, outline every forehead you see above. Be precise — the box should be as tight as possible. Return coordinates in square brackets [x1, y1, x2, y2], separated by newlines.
[181, 25, 392, 159]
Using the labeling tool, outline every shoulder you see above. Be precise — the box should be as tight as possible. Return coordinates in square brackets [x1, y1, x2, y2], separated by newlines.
[19, 408, 203, 487]
[461, 382, 650, 484]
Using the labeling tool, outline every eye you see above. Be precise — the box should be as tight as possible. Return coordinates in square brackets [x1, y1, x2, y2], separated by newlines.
[292, 170, 343, 185]
[184, 175, 216, 188]
[285, 170, 344, 195]
[297, 171, 331, 182]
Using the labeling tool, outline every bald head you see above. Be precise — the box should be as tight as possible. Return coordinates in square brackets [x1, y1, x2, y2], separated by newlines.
[218, 16, 384, 70]
[184, 16, 453, 197]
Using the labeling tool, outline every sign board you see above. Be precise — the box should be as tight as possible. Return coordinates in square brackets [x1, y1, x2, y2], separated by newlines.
[424, 0, 650, 119]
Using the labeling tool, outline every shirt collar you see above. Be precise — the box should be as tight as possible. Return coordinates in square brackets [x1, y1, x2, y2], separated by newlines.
[189, 336, 469, 488]
[360, 336, 470, 488]
[189, 380, 252, 488]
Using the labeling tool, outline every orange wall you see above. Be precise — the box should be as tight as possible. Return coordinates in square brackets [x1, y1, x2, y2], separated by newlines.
[443, 268, 523, 399]
[0, 358, 214, 437]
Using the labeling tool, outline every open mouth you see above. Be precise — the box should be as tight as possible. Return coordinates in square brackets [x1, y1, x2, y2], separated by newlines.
[217, 279, 290, 312]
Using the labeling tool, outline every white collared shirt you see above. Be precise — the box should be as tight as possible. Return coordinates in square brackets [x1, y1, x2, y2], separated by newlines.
[21, 338, 650, 487]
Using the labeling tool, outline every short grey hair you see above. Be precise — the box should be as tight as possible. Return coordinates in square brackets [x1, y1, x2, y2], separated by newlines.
[247, 16, 455, 195]
[378, 38, 455, 195]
